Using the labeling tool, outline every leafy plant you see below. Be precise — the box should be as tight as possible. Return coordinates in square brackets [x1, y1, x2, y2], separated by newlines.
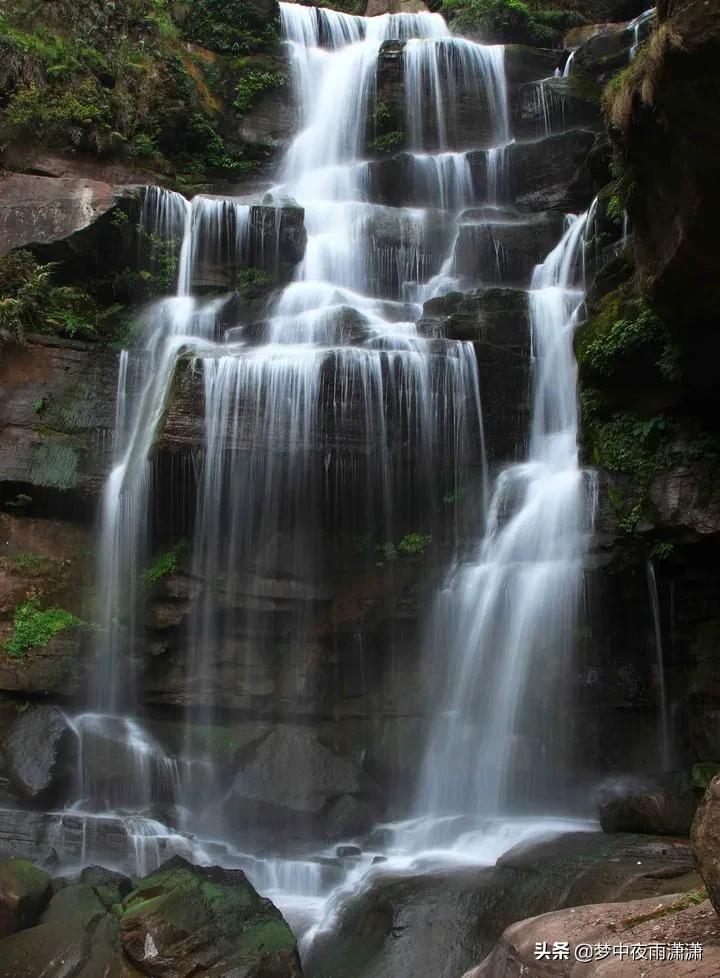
[4, 600, 83, 657]
[143, 539, 188, 587]
[233, 68, 286, 115]
[236, 267, 271, 289]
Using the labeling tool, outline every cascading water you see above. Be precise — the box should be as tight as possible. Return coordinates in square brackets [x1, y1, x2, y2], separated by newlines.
[415, 209, 598, 830]
[54, 0, 605, 958]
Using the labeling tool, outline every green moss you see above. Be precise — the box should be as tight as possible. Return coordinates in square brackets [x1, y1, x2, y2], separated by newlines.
[4, 600, 83, 657]
[576, 286, 678, 384]
[5, 553, 52, 574]
[27, 443, 79, 490]
[143, 539, 188, 588]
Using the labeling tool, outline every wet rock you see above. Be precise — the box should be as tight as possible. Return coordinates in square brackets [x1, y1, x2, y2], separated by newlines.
[598, 788, 698, 836]
[0, 335, 119, 501]
[514, 76, 603, 138]
[120, 856, 303, 977]
[306, 831, 698, 978]
[337, 845, 362, 858]
[572, 12, 655, 80]
[39, 883, 107, 928]
[325, 795, 377, 842]
[80, 865, 133, 901]
[250, 203, 308, 281]
[0, 859, 50, 937]
[452, 211, 564, 286]
[418, 287, 531, 463]
[692, 774, 720, 917]
[228, 725, 375, 842]
[467, 890, 719, 977]
[2, 706, 78, 807]
[503, 129, 597, 211]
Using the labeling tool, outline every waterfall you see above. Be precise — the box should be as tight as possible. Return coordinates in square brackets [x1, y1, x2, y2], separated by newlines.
[416, 210, 596, 822]
[56, 0, 610, 950]
[646, 560, 672, 771]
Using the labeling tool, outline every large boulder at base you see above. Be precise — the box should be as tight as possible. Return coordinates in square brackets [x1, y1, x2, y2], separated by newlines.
[598, 786, 698, 836]
[1, 706, 78, 806]
[119, 856, 303, 977]
[465, 890, 719, 978]
[305, 831, 699, 978]
[691, 774, 720, 917]
[227, 725, 376, 841]
[0, 859, 50, 938]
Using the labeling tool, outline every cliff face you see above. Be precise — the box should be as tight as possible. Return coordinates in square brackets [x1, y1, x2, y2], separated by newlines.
[573, 0, 720, 786]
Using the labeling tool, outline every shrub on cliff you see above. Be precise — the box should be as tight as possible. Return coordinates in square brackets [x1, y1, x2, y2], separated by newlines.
[0, 0, 277, 178]
[442, 0, 586, 45]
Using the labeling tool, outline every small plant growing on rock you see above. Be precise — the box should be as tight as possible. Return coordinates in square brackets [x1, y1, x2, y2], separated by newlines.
[143, 539, 189, 588]
[4, 600, 84, 657]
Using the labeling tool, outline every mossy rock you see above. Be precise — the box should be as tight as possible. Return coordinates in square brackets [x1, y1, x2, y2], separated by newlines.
[120, 856, 302, 976]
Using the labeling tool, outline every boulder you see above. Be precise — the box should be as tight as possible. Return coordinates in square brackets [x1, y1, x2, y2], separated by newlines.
[0, 172, 121, 257]
[227, 725, 375, 842]
[325, 794, 377, 842]
[467, 890, 719, 978]
[2, 706, 78, 806]
[0, 900, 126, 978]
[692, 774, 720, 916]
[0, 859, 50, 937]
[598, 789, 698, 836]
[119, 856, 303, 977]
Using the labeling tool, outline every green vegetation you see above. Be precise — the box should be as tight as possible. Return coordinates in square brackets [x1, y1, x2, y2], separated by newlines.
[441, 0, 585, 45]
[0, 0, 277, 178]
[236, 267, 272, 288]
[233, 67, 286, 114]
[5, 552, 51, 573]
[355, 532, 432, 563]
[143, 539, 188, 588]
[575, 286, 679, 383]
[4, 599, 83, 656]
[179, 0, 279, 56]
[366, 131, 405, 155]
[0, 249, 124, 346]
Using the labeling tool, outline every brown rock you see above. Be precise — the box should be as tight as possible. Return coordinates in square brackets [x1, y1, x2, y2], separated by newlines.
[467, 891, 720, 977]
[692, 774, 720, 916]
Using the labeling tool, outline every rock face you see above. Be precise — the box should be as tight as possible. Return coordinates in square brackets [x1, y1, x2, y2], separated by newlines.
[119, 857, 303, 977]
[1, 706, 78, 807]
[0, 171, 125, 257]
[691, 774, 720, 917]
[605, 0, 720, 411]
[0, 859, 50, 938]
